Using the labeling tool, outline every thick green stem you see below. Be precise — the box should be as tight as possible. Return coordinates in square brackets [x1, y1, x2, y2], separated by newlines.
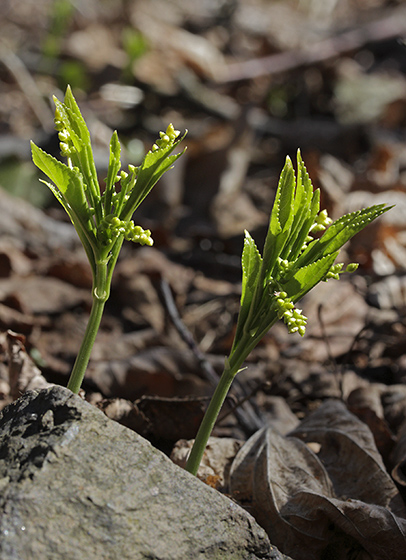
[67, 262, 108, 394]
[185, 363, 240, 476]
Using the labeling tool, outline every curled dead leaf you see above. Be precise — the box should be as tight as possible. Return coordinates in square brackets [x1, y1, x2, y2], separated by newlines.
[230, 400, 406, 560]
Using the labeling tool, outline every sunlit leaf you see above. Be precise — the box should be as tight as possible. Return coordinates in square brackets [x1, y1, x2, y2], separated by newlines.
[294, 204, 391, 269]
[263, 156, 295, 276]
[235, 230, 263, 344]
[281, 252, 339, 302]
[120, 133, 186, 221]
[31, 142, 88, 221]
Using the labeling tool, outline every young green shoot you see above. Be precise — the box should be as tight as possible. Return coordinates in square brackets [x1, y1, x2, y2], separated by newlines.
[185, 151, 392, 476]
[31, 86, 186, 393]
[30, 88, 391, 478]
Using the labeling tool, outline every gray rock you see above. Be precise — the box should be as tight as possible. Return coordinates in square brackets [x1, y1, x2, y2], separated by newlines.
[0, 385, 290, 560]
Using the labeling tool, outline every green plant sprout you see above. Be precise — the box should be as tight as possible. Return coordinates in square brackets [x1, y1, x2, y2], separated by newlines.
[31, 86, 186, 394]
[31, 87, 390, 480]
[185, 152, 391, 475]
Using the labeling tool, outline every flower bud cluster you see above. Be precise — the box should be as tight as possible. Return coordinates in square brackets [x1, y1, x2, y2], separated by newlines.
[54, 109, 77, 158]
[277, 257, 292, 272]
[59, 130, 77, 157]
[284, 307, 307, 336]
[324, 261, 359, 281]
[125, 164, 138, 178]
[152, 124, 181, 151]
[310, 209, 333, 233]
[124, 222, 153, 246]
[98, 215, 153, 246]
[54, 109, 64, 132]
[299, 210, 333, 253]
[324, 262, 344, 281]
[273, 290, 307, 336]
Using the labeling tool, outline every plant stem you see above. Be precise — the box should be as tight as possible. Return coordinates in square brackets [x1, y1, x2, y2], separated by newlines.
[67, 262, 108, 394]
[185, 364, 238, 476]
[185, 329, 262, 476]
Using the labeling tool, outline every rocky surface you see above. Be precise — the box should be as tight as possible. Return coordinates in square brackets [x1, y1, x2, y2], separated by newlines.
[0, 385, 291, 560]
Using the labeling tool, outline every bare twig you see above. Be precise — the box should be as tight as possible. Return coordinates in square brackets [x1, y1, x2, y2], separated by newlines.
[159, 277, 263, 435]
[160, 277, 219, 386]
[223, 7, 406, 82]
[0, 42, 54, 132]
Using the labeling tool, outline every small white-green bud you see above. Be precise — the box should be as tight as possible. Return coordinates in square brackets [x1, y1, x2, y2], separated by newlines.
[346, 263, 359, 273]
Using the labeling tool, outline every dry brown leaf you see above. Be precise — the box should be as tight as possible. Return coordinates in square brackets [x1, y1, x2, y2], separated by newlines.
[120, 274, 166, 332]
[300, 280, 370, 362]
[135, 394, 207, 442]
[348, 384, 396, 461]
[382, 385, 406, 433]
[85, 346, 208, 401]
[0, 302, 37, 335]
[0, 188, 79, 254]
[391, 418, 406, 493]
[230, 400, 406, 560]
[290, 401, 404, 513]
[231, 426, 335, 560]
[0, 240, 31, 277]
[97, 397, 149, 435]
[115, 246, 195, 301]
[211, 191, 266, 238]
[7, 330, 50, 399]
[284, 493, 406, 560]
[0, 276, 89, 315]
[258, 395, 300, 435]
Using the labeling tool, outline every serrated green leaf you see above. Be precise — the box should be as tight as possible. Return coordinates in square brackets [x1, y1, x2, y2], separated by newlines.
[39, 179, 66, 208]
[284, 153, 319, 261]
[120, 133, 186, 221]
[31, 142, 87, 212]
[236, 230, 263, 336]
[318, 204, 389, 253]
[294, 203, 391, 269]
[262, 156, 295, 276]
[293, 151, 310, 214]
[276, 157, 295, 232]
[241, 230, 262, 299]
[289, 153, 308, 231]
[280, 252, 339, 302]
[268, 156, 295, 237]
[289, 189, 320, 262]
[31, 141, 96, 253]
[61, 85, 91, 145]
